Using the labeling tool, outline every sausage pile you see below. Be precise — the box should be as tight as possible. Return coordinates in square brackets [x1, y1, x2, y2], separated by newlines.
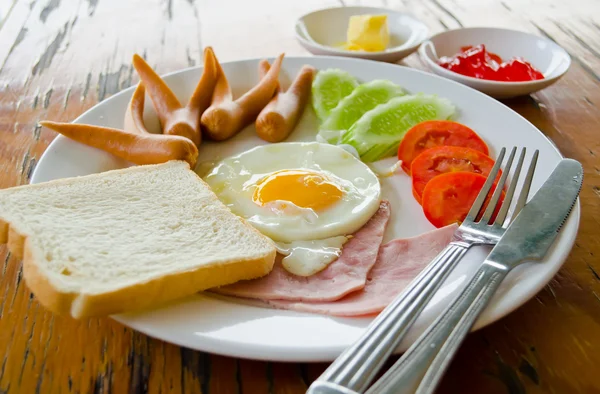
[40, 47, 315, 168]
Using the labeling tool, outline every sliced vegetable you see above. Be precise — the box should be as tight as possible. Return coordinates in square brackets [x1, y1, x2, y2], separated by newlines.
[411, 146, 496, 203]
[318, 80, 405, 143]
[422, 172, 503, 228]
[397, 120, 489, 174]
[311, 69, 359, 121]
[339, 94, 455, 162]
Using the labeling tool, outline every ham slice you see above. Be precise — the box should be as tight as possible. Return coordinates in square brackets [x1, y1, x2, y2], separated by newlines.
[268, 224, 457, 316]
[212, 201, 391, 302]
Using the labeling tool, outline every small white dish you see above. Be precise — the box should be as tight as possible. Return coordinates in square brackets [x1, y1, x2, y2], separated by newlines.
[418, 27, 571, 99]
[295, 6, 429, 63]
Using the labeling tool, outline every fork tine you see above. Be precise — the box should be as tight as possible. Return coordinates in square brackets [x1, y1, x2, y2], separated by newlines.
[464, 147, 506, 223]
[480, 147, 517, 223]
[494, 147, 526, 225]
[510, 149, 539, 220]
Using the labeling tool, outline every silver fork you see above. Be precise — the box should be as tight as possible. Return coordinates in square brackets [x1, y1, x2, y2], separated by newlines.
[307, 146, 538, 394]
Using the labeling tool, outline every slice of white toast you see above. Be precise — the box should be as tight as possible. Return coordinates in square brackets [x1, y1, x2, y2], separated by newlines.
[0, 161, 276, 318]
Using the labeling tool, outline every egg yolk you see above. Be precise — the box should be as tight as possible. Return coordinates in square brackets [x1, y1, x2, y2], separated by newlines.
[253, 170, 343, 210]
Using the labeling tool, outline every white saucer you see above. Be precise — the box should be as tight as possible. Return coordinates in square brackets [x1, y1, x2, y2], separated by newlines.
[295, 6, 428, 63]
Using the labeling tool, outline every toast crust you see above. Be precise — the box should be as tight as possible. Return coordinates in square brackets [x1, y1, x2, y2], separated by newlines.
[0, 216, 276, 318]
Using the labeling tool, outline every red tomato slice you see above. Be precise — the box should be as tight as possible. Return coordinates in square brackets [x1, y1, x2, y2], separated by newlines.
[411, 146, 497, 204]
[422, 172, 503, 228]
[397, 120, 489, 174]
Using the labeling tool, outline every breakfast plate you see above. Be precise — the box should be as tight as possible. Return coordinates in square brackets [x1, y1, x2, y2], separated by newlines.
[30, 56, 579, 362]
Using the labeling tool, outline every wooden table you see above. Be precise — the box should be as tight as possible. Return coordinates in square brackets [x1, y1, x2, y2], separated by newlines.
[0, 0, 599, 392]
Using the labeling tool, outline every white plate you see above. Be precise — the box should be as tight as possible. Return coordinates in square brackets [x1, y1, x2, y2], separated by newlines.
[295, 6, 428, 63]
[31, 56, 579, 362]
[418, 27, 571, 98]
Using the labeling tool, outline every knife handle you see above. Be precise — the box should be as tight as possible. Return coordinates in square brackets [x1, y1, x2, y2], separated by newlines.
[366, 260, 509, 394]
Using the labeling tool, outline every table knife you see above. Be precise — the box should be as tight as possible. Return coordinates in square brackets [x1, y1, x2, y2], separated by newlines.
[366, 158, 584, 394]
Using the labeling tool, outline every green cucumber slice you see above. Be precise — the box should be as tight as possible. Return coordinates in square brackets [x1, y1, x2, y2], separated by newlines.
[319, 80, 405, 143]
[311, 69, 359, 121]
[340, 94, 456, 162]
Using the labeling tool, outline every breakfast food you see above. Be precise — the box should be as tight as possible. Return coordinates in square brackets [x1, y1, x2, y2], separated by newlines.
[40, 48, 223, 168]
[30, 57, 501, 321]
[213, 201, 390, 301]
[0, 161, 276, 318]
[201, 53, 284, 141]
[256, 64, 316, 142]
[339, 94, 456, 162]
[311, 69, 456, 162]
[438, 44, 544, 82]
[203, 142, 382, 276]
[397, 120, 489, 174]
[258, 59, 280, 92]
[393, 119, 499, 227]
[422, 172, 497, 227]
[129, 47, 219, 147]
[311, 69, 359, 121]
[318, 79, 405, 143]
[124, 83, 152, 133]
[343, 14, 390, 52]
[410, 146, 497, 203]
[42, 49, 293, 170]
[39, 121, 199, 167]
[268, 224, 457, 316]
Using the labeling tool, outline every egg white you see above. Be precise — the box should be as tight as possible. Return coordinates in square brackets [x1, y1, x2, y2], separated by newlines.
[203, 142, 381, 276]
[203, 142, 381, 243]
[275, 236, 349, 277]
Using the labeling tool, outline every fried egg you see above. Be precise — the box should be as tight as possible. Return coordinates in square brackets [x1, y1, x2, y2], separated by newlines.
[203, 142, 381, 276]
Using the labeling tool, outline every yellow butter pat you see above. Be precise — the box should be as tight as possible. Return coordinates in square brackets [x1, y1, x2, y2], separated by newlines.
[345, 14, 389, 52]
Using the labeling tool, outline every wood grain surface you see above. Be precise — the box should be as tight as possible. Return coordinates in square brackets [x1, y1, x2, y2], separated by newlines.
[0, 0, 599, 393]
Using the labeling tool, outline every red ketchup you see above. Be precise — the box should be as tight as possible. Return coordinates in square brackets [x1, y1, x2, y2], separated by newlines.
[438, 45, 544, 82]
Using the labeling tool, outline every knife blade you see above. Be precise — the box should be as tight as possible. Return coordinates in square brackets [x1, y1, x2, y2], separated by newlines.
[485, 158, 583, 268]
